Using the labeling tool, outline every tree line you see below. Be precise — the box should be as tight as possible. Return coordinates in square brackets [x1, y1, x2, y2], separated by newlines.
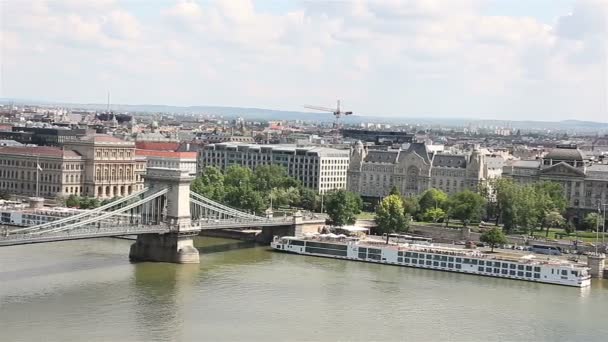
[191, 165, 322, 214]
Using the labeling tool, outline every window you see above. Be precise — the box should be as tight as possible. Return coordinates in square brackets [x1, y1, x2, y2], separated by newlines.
[456, 264, 462, 269]
[426, 260, 432, 266]
[433, 261, 439, 267]
[509, 270, 516, 276]
[440, 262, 447, 268]
[479, 260, 484, 266]
[448, 263, 454, 268]
[404, 258, 410, 263]
[534, 267, 541, 273]
[456, 258, 462, 263]
[493, 268, 500, 274]
[518, 265, 524, 270]
[486, 267, 492, 273]
[561, 270, 568, 276]
[517, 271, 524, 277]
[510, 264, 516, 269]
[525, 272, 532, 278]
[478, 266, 484, 272]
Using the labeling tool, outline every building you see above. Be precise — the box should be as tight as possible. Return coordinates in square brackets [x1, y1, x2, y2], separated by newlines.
[136, 149, 197, 175]
[0, 126, 89, 146]
[64, 134, 146, 198]
[347, 142, 490, 199]
[341, 129, 414, 145]
[503, 144, 608, 223]
[0, 134, 146, 199]
[199, 143, 350, 193]
[0, 146, 84, 198]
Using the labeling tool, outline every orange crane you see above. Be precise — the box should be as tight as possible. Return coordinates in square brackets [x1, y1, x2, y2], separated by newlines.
[304, 100, 353, 128]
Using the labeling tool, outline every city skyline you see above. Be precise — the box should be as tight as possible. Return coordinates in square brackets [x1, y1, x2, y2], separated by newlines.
[1, 0, 607, 121]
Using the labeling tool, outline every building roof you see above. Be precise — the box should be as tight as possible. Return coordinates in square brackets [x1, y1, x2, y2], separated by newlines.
[545, 147, 584, 161]
[432, 154, 467, 168]
[0, 146, 81, 158]
[78, 134, 130, 144]
[510, 160, 541, 168]
[404, 142, 431, 164]
[135, 149, 197, 159]
[364, 150, 399, 163]
[206, 142, 349, 156]
[135, 141, 180, 151]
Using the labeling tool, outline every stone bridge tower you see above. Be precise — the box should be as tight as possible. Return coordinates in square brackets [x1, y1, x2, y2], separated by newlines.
[129, 168, 200, 264]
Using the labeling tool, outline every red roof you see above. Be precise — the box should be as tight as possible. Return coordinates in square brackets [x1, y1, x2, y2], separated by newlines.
[135, 149, 196, 159]
[0, 146, 81, 158]
[135, 141, 180, 151]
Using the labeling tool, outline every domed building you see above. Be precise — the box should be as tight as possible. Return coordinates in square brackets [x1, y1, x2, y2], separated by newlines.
[503, 144, 608, 224]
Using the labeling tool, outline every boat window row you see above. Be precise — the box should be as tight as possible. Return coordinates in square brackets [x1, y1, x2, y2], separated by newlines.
[399, 252, 542, 273]
[305, 241, 348, 251]
[304, 246, 347, 257]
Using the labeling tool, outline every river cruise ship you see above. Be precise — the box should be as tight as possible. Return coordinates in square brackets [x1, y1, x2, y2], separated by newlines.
[271, 234, 591, 287]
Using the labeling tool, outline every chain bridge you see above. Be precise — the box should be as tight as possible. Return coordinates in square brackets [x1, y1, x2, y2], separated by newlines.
[0, 168, 324, 263]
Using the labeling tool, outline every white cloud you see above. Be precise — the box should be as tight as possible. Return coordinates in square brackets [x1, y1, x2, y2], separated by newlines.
[1, 0, 606, 121]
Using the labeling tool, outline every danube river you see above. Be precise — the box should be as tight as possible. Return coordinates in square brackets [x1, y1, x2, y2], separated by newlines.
[1, 237, 607, 341]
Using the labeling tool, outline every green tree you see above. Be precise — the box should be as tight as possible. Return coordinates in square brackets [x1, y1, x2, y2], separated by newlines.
[447, 190, 486, 227]
[480, 227, 508, 252]
[253, 165, 299, 192]
[325, 189, 362, 226]
[402, 196, 420, 217]
[375, 194, 409, 243]
[584, 212, 602, 231]
[389, 186, 400, 196]
[423, 207, 445, 223]
[564, 221, 575, 236]
[224, 165, 253, 188]
[299, 188, 320, 211]
[418, 188, 448, 214]
[543, 211, 565, 237]
[494, 179, 518, 232]
[192, 166, 226, 202]
[225, 186, 266, 214]
[66, 195, 79, 208]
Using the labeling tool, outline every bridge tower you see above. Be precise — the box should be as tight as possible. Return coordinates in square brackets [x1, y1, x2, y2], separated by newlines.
[129, 168, 200, 264]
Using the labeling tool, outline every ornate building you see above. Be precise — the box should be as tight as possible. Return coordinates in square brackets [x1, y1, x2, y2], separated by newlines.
[0, 134, 146, 199]
[347, 142, 491, 199]
[64, 134, 146, 198]
[503, 144, 608, 223]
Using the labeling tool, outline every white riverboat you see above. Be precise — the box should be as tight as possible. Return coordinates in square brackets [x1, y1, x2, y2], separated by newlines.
[271, 234, 591, 287]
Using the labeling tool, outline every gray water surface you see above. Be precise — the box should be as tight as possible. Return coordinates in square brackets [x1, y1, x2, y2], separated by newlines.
[1, 237, 607, 341]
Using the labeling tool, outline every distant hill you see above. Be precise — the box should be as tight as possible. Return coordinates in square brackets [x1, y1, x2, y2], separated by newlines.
[1, 98, 607, 131]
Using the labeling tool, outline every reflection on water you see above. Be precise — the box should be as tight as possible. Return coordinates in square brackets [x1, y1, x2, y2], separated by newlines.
[1, 237, 607, 342]
[132, 263, 200, 342]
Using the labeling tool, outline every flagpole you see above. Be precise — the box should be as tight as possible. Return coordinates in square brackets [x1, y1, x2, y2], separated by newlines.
[36, 155, 40, 198]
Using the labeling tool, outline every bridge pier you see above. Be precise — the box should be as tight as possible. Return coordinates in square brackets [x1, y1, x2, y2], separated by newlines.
[129, 232, 200, 264]
[129, 168, 201, 264]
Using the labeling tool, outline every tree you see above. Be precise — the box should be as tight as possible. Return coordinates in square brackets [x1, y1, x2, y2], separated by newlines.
[224, 165, 253, 188]
[402, 196, 420, 217]
[325, 189, 362, 226]
[376, 195, 409, 243]
[543, 211, 565, 237]
[423, 207, 445, 223]
[192, 166, 226, 202]
[447, 190, 486, 227]
[253, 165, 299, 192]
[584, 212, 602, 231]
[299, 188, 320, 211]
[418, 188, 448, 214]
[389, 186, 400, 196]
[480, 227, 508, 252]
[66, 195, 79, 208]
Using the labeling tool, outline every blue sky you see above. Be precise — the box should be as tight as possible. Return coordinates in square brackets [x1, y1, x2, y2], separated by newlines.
[1, 0, 606, 121]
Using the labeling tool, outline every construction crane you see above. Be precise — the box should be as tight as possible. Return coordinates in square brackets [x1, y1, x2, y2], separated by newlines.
[304, 100, 353, 129]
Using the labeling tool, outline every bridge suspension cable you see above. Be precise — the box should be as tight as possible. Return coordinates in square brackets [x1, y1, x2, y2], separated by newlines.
[189, 191, 264, 221]
[10, 187, 151, 234]
[30, 188, 169, 236]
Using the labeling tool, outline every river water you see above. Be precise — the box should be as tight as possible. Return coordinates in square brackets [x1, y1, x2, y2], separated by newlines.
[1, 237, 607, 341]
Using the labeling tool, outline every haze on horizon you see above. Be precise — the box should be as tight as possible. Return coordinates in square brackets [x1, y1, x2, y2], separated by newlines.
[1, 0, 606, 122]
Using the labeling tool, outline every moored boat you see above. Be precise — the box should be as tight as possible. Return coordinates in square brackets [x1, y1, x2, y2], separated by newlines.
[271, 234, 591, 287]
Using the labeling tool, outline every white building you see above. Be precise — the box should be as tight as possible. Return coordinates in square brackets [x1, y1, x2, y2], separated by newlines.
[199, 143, 350, 193]
[135, 150, 197, 176]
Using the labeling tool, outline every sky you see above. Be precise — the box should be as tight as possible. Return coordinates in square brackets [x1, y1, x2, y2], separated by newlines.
[0, 0, 607, 121]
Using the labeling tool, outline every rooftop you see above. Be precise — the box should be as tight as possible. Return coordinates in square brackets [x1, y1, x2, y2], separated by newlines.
[545, 147, 585, 161]
[0, 146, 81, 158]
